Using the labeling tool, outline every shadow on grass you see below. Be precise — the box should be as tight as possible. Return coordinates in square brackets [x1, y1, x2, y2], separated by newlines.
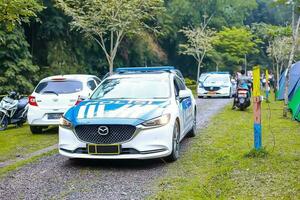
[43, 127, 58, 135]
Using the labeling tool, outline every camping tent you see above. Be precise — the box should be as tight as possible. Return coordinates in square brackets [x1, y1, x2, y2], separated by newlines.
[289, 87, 300, 121]
[277, 62, 300, 101]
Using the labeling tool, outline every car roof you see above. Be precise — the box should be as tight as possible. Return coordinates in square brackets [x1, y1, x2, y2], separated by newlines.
[107, 72, 171, 80]
[40, 74, 98, 82]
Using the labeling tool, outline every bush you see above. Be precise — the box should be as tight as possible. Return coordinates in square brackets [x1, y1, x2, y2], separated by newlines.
[185, 78, 197, 86]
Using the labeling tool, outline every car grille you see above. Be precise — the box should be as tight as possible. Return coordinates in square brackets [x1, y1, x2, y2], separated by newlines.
[74, 125, 136, 144]
[204, 87, 221, 91]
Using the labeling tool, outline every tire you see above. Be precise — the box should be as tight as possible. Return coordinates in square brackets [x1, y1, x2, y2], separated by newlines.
[30, 126, 43, 134]
[228, 89, 232, 98]
[0, 116, 8, 131]
[165, 120, 180, 162]
[187, 111, 197, 137]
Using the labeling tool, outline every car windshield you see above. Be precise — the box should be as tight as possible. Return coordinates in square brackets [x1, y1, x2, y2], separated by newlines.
[35, 80, 83, 94]
[203, 75, 230, 86]
[91, 77, 170, 99]
[199, 74, 208, 83]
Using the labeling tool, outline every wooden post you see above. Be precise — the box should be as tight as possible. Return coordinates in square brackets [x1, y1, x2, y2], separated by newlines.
[253, 66, 262, 150]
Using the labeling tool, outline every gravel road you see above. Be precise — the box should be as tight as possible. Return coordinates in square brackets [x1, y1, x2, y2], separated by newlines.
[0, 98, 230, 200]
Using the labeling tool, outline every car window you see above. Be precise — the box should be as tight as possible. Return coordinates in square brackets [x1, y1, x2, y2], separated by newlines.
[175, 77, 186, 90]
[87, 80, 97, 90]
[173, 80, 180, 97]
[94, 78, 101, 85]
[35, 80, 83, 94]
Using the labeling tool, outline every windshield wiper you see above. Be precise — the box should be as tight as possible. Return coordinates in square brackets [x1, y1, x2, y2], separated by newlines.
[42, 91, 59, 96]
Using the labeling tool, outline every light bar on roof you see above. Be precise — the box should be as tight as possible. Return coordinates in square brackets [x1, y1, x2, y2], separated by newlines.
[115, 66, 175, 73]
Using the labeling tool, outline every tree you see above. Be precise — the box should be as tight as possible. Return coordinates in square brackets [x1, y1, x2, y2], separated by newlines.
[276, 0, 300, 117]
[213, 27, 260, 71]
[0, 0, 44, 31]
[0, 27, 39, 94]
[56, 0, 165, 74]
[179, 22, 215, 88]
[267, 36, 292, 89]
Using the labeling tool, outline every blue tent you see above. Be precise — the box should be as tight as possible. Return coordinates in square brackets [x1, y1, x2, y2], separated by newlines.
[277, 62, 300, 100]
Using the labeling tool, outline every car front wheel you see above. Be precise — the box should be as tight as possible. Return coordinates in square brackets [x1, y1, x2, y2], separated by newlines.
[165, 120, 180, 162]
[187, 111, 197, 137]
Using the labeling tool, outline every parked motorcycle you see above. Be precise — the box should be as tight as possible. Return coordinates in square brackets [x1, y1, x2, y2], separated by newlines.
[0, 92, 28, 131]
[233, 82, 251, 111]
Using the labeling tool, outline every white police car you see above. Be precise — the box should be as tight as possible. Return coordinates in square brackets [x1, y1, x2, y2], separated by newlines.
[59, 67, 197, 162]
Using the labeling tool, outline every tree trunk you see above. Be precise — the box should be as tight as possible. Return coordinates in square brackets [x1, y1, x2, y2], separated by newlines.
[283, 15, 300, 117]
[276, 63, 280, 90]
[108, 58, 114, 74]
[196, 61, 201, 91]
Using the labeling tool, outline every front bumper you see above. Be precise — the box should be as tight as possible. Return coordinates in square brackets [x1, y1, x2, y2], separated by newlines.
[197, 87, 231, 97]
[58, 123, 174, 160]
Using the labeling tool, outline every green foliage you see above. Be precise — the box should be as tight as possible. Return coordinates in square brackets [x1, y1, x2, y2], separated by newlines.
[0, 27, 39, 94]
[55, 0, 165, 73]
[0, 0, 296, 93]
[184, 78, 196, 86]
[179, 26, 216, 62]
[246, 0, 291, 25]
[213, 27, 260, 71]
[0, 0, 44, 31]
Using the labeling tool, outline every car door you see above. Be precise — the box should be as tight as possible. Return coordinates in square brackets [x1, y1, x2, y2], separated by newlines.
[174, 77, 192, 135]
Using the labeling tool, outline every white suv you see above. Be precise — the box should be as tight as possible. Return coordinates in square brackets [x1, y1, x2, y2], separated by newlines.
[28, 75, 100, 134]
[59, 67, 197, 161]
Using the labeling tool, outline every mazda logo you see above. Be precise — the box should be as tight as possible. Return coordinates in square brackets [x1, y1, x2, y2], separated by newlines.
[98, 126, 109, 136]
[210, 87, 214, 90]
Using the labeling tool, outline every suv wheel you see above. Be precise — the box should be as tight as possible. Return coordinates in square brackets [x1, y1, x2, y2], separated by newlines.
[187, 111, 197, 137]
[165, 121, 180, 162]
[30, 126, 43, 134]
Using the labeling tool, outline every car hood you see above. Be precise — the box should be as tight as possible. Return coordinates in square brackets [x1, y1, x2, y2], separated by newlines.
[64, 99, 170, 126]
[203, 82, 230, 87]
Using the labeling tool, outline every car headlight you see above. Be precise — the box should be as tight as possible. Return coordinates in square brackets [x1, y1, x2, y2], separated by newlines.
[59, 117, 73, 129]
[142, 114, 171, 128]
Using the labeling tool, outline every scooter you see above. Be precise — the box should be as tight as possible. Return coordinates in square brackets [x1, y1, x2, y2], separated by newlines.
[233, 82, 251, 111]
[0, 92, 28, 131]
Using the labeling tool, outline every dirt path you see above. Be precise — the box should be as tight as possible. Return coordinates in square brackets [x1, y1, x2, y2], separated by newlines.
[0, 98, 231, 200]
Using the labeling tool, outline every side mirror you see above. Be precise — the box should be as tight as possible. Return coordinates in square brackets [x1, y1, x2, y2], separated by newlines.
[179, 90, 190, 99]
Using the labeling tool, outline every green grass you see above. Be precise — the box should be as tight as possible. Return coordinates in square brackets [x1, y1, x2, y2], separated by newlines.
[0, 124, 58, 162]
[152, 96, 300, 199]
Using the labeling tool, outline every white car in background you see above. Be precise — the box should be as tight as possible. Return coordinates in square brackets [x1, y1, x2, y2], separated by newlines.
[28, 75, 101, 134]
[197, 72, 235, 98]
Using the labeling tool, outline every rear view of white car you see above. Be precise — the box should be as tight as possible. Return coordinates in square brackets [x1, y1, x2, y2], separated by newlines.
[28, 75, 100, 134]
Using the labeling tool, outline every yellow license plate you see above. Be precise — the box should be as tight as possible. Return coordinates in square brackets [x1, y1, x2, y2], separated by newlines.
[87, 144, 120, 155]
